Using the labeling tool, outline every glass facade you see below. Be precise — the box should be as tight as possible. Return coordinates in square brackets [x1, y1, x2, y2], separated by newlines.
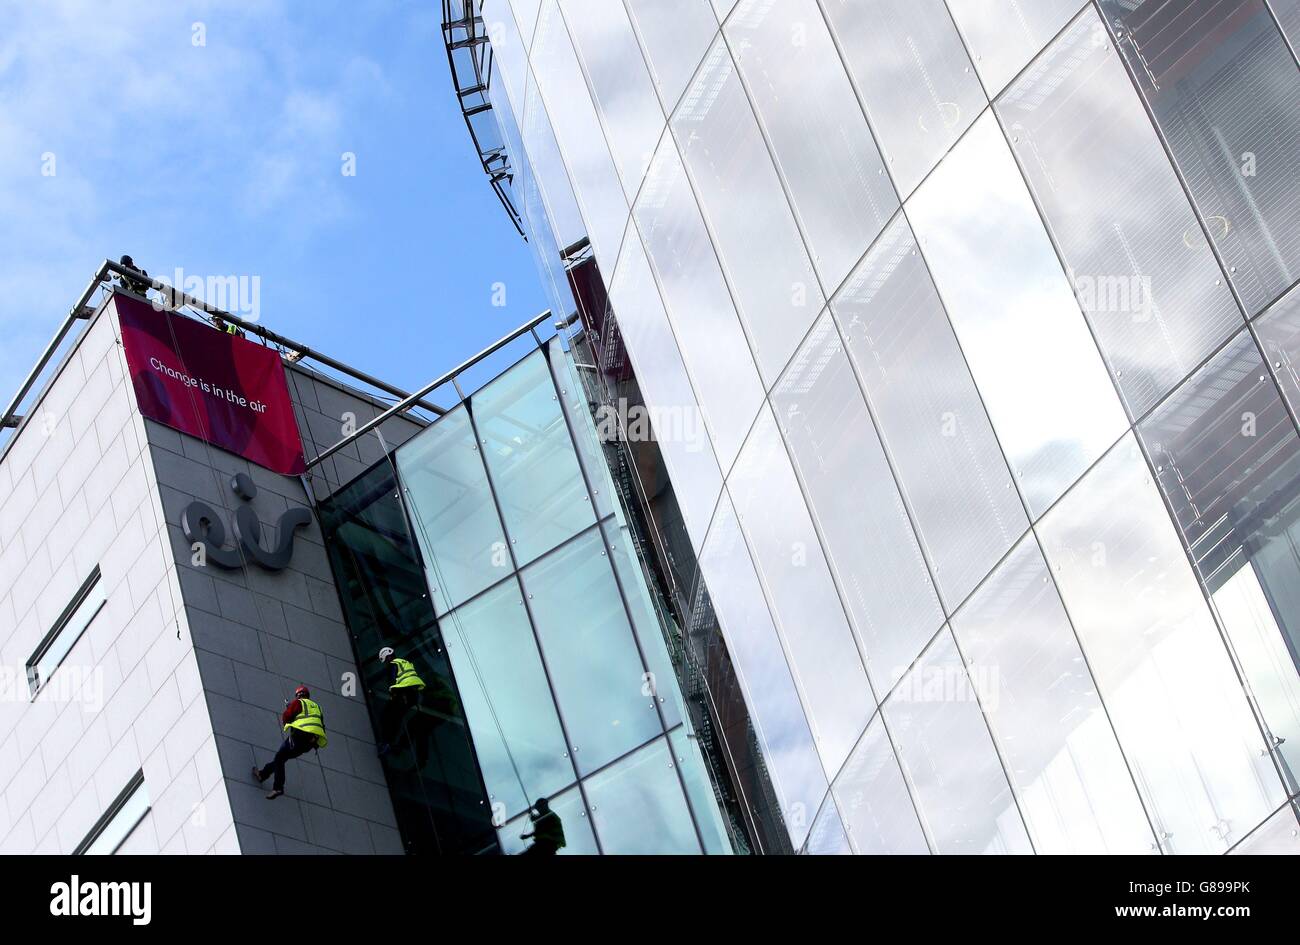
[471, 0, 1300, 853]
[323, 338, 737, 854]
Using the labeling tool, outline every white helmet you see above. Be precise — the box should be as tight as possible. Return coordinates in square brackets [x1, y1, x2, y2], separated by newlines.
[378, 647, 394, 663]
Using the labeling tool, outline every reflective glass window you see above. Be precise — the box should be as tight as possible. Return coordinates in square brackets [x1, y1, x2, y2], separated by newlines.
[1229, 800, 1300, 854]
[483, 0, 529, 118]
[1102, 0, 1300, 315]
[521, 527, 664, 775]
[606, 228, 722, 549]
[669, 727, 734, 854]
[625, 0, 720, 115]
[397, 404, 511, 615]
[1257, 286, 1300, 414]
[507, 0, 542, 49]
[1139, 331, 1300, 786]
[560, 0, 664, 198]
[633, 136, 765, 470]
[724, 0, 898, 289]
[584, 736, 703, 854]
[603, 518, 684, 729]
[946, 0, 1087, 97]
[520, 77, 586, 254]
[696, 491, 827, 848]
[439, 579, 573, 820]
[1271, 0, 1300, 50]
[820, 0, 986, 197]
[673, 38, 823, 386]
[803, 799, 853, 855]
[771, 311, 944, 691]
[531, 0, 630, 271]
[952, 535, 1155, 853]
[545, 340, 615, 521]
[1038, 434, 1285, 852]
[883, 629, 1033, 854]
[998, 7, 1244, 419]
[908, 112, 1129, 518]
[729, 407, 875, 774]
[832, 715, 930, 854]
[469, 349, 595, 566]
[835, 214, 1027, 608]
[496, 785, 599, 855]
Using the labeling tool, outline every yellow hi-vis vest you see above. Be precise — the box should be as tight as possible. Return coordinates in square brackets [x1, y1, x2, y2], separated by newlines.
[285, 697, 328, 748]
[391, 658, 426, 692]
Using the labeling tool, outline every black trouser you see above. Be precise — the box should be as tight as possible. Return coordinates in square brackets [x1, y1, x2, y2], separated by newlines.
[259, 729, 316, 791]
[380, 687, 422, 745]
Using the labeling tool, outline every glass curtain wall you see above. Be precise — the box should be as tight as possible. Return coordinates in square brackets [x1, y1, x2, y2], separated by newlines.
[382, 337, 734, 854]
[475, 0, 1300, 853]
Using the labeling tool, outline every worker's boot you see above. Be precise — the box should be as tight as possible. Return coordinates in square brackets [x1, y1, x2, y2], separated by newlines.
[252, 765, 266, 784]
[265, 789, 284, 800]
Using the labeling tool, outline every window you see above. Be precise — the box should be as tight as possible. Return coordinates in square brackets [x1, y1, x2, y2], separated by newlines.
[76, 770, 149, 855]
[26, 565, 106, 698]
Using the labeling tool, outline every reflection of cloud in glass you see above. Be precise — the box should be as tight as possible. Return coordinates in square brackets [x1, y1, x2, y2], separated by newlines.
[908, 112, 1129, 517]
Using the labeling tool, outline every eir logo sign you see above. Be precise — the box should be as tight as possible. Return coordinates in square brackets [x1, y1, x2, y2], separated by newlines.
[182, 473, 311, 572]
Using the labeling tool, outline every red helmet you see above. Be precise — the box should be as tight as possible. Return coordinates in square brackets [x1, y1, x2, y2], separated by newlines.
[294, 685, 310, 699]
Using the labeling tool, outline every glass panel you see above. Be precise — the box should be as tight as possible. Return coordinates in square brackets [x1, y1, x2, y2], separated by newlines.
[1038, 433, 1285, 853]
[520, 77, 586, 254]
[521, 527, 664, 774]
[545, 340, 615, 521]
[531, 0, 629, 271]
[724, 0, 898, 289]
[820, 0, 986, 197]
[1139, 331, 1300, 787]
[1271, 0, 1300, 51]
[633, 135, 765, 470]
[729, 407, 875, 774]
[470, 349, 595, 566]
[1102, 0, 1300, 316]
[1257, 286, 1300, 413]
[835, 214, 1027, 608]
[832, 715, 930, 854]
[696, 491, 827, 848]
[483, 0, 529, 117]
[946, 0, 1086, 97]
[669, 727, 734, 854]
[439, 579, 574, 820]
[1229, 800, 1300, 854]
[803, 798, 853, 854]
[998, 7, 1244, 419]
[397, 404, 512, 615]
[771, 311, 944, 690]
[625, 0, 720, 115]
[606, 228, 722, 550]
[497, 785, 599, 855]
[584, 736, 703, 853]
[673, 38, 824, 386]
[883, 629, 1033, 854]
[908, 112, 1129, 518]
[603, 518, 684, 729]
[321, 462, 500, 854]
[508, 0, 542, 49]
[560, 0, 664, 197]
[952, 535, 1155, 853]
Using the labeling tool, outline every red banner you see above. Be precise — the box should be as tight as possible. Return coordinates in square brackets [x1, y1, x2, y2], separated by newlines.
[114, 293, 307, 475]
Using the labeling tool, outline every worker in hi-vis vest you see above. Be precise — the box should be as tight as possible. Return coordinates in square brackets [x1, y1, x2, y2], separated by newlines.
[377, 647, 425, 757]
[253, 685, 327, 800]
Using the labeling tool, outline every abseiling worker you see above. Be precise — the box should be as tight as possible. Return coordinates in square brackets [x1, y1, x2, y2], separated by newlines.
[377, 647, 426, 755]
[252, 685, 327, 800]
[520, 797, 566, 856]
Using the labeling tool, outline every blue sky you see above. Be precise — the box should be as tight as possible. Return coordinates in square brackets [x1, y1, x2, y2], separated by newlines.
[0, 0, 548, 407]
